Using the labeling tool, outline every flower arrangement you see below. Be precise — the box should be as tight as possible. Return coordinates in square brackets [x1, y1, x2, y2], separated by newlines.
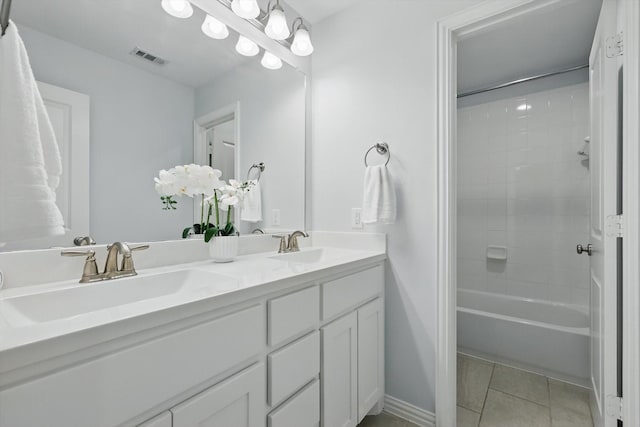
[154, 164, 253, 242]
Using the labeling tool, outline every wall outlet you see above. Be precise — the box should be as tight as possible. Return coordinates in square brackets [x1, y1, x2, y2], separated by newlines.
[272, 209, 281, 226]
[351, 208, 363, 229]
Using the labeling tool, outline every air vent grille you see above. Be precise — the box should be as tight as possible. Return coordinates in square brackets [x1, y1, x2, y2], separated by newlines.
[129, 47, 167, 66]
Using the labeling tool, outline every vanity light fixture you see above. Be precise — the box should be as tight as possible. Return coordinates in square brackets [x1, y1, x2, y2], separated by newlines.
[202, 14, 229, 39]
[231, 0, 260, 19]
[235, 34, 260, 56]
[161, 0, 193, 18]
[289, 18, 313, 56]
[264, 0, 289, 41]
[261, 51, 283, 70]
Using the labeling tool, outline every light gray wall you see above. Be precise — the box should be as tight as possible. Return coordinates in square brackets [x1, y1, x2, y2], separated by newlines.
[310, 0, 483, 413]
[18, 25, 195, 244]
[195, 61, 306, 234]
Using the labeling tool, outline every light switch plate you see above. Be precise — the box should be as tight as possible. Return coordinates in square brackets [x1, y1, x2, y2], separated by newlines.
[272, 209, 281, 226]
[351, 208, 363, 229]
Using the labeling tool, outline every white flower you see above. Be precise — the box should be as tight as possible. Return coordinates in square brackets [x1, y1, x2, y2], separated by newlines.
[154, 169, 180, 196]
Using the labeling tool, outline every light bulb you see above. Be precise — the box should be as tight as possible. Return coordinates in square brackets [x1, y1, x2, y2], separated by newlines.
[291, 27, 313, 56]
[265, 8, 290, 40]
[161, 0, 193, 18]
[261, 51, 283, 70]
[235, 35, 259, 57]
[231, 0, 260, 19]
[201, 15, 229, 39]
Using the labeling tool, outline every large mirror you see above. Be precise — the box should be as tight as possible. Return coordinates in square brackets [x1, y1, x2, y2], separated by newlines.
[1, 0, 307, 251]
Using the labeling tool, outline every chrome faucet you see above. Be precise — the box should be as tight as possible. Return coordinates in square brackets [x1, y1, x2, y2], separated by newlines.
[273, 231, 309, 253]
[287, 231, 308, 252]
[61, 242, 149, 283]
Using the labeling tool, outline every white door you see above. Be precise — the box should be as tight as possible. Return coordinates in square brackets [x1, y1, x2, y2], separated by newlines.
[171, 363, 265, 427]
[357, 298, 384, 422]
[321, 312, 358, 427]
[1, 82, 90, 250]
[587, 0, 620, 425]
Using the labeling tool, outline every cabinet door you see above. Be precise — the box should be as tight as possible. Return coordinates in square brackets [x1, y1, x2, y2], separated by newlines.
[171, 363, 265, 427]
[321, 312, 358, 427]
[357, 298, 384, 421]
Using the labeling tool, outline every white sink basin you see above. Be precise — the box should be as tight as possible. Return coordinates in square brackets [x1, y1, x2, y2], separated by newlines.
[0, 269, 237, 326]
[268, 248, 325, 264]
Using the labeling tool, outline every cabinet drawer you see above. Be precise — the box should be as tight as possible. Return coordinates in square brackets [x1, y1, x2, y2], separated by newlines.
[322, 266, 383, 320]
[268, 379, 320, 427]
[268, 331, 320, 406]
[0, 305, 264, 427]
[172, 363, 265, 427]
[268, 285, 319, 346]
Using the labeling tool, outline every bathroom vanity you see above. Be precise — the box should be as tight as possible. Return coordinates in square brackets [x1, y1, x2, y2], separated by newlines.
[0, 233, 385, 427]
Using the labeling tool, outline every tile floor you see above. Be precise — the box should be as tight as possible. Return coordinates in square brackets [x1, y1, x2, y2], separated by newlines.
[457, 353, 594, 427]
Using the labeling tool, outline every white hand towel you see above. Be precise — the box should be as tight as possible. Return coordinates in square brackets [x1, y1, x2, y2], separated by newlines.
[241, 180, 262, 223]
[362, 165, 396, 225]
[0, 21, 65, 242]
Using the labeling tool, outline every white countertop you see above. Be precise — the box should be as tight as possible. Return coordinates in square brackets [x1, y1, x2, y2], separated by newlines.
[0, 232, 385, 377]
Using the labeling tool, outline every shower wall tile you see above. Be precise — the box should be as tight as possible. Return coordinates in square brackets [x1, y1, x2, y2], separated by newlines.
[457, 83, 590, 307]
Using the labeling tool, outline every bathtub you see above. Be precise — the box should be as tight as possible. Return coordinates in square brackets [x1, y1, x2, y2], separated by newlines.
[457, 289, 590, 384]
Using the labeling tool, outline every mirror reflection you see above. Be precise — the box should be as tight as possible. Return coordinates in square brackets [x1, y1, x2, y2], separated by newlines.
[1, 0, 307, 251]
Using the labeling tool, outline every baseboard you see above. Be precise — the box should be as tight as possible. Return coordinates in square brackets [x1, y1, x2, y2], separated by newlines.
[383, 394, 436, 427]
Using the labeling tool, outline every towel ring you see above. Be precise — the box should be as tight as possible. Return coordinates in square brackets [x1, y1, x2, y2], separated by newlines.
[247, 162, 265, 181]
[364, 142, 390, 167]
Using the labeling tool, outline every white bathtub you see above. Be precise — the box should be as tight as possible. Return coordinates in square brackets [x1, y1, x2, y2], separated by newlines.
[457, 289, 590, 384]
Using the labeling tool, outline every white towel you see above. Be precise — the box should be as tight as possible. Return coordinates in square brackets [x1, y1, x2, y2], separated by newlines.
[241, 180, 262, 223]
[0, 21, 65, 242]
[362, 165, 396, 224]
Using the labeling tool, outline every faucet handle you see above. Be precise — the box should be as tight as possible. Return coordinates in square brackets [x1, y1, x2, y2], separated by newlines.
[272, 235, 288, 253]
[61, 249, 99, 283]
[121, 244, 149, 273]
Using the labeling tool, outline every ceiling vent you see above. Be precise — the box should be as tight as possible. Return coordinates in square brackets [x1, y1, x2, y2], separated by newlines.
[129, 47, 167, 66]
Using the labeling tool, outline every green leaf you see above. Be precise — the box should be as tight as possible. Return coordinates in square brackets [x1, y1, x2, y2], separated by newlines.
[182, 227, 192, 239]
[204, 227, 219, 242]
[222, 223, 235, 236]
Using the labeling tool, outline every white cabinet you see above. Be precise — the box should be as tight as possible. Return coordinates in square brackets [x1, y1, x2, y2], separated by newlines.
[357, 298, 384, 420]
[321, 298, 384, 427]
[171, 363, 265, 427]
[321, 312, 358, 427]
[268, 379, 320, 427]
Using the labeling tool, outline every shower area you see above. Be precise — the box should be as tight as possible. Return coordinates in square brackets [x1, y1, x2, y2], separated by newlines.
[456, 79, 591, 385]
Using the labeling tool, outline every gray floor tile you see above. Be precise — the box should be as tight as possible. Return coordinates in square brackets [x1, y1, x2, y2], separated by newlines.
[550, 404, 594, 427]
[480, 389, 551, 427]
[489, 364, 549, 406]
[457, 355, 494, 412]
[358, 413, 418, 427]
[548, 379, 591, 416]
[457, 406, 481, 427]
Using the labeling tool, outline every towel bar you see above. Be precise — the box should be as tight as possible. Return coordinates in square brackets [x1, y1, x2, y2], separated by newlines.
[247, 162, 265, 181]
[364, 142, 390, 167]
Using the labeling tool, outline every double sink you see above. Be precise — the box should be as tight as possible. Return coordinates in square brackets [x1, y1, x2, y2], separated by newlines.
[0, 248, 327, 327]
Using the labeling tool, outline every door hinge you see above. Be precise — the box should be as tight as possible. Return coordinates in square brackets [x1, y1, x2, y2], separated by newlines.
[606, 395, 623, 421]
[606, 214, 624, 238]
[607, 32, 624, 57]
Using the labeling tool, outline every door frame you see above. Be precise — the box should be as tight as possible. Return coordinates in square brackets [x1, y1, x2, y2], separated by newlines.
[193, 102, 241, 227]
[434, 0, 640, 425]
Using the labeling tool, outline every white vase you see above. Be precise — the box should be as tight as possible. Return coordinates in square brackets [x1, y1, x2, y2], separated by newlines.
[209, 235, 239, 263]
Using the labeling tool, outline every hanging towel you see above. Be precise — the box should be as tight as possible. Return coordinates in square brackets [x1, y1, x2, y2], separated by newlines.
[362, 165, 396, 225]
[241, 180, 262, 223]
[0, 21, 64, 242]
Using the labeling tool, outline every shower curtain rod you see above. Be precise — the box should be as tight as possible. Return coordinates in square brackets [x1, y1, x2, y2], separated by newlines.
[0, 0, 13, 37]
[457, 63, 589, 99]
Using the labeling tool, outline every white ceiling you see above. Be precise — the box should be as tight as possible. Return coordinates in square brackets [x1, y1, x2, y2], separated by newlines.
[12, 0, 257, 88]
[284, 0, 362, 24]
[457, 0, 602, 94]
